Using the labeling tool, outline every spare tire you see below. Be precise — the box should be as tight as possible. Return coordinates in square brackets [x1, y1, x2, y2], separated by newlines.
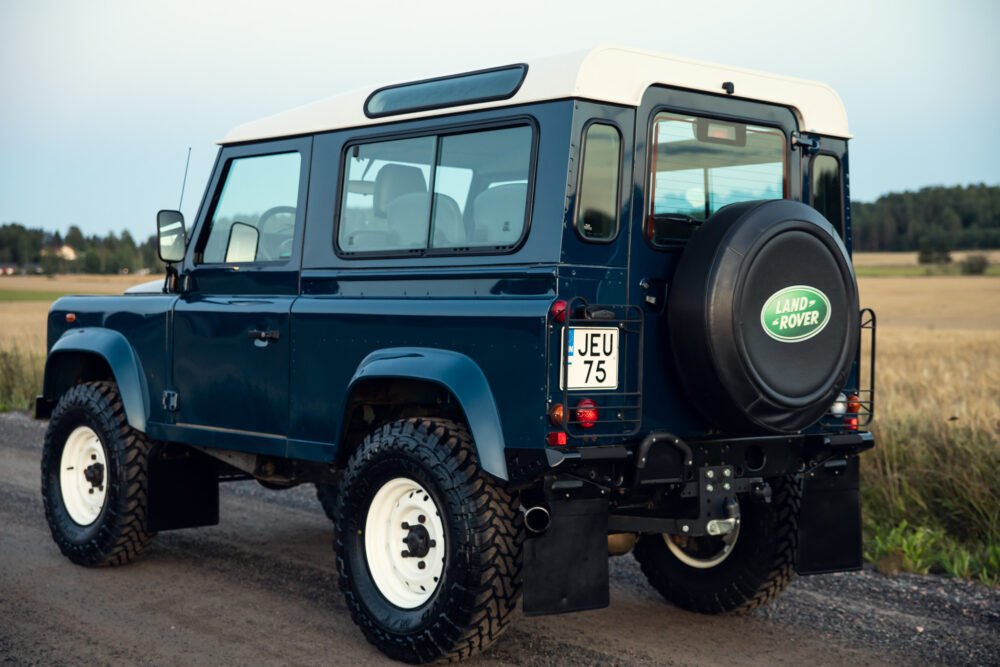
[667, 200, 859, 434]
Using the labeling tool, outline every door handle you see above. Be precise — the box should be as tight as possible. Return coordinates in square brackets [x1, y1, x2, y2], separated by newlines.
[248, 329, 280, 343]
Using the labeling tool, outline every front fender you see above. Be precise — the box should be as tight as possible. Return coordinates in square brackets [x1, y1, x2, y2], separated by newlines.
[348, 347, 508, 480]
[44, 328, 150, 432]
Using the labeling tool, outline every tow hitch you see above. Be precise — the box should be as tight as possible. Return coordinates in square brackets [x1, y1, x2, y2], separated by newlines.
[608, 464, 765, 537]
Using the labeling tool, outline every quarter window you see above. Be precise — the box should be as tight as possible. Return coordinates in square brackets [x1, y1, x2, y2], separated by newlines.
[200, 152, 301, 264]
[647, 113, 786, 245]
[338, 125, 533, 255]
[811, 154, 843, 233]
[576, 123, 621, 241]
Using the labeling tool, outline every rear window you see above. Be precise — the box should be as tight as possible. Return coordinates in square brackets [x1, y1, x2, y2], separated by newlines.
[337, 125, 533, 255]
[647, 112, 786, 245]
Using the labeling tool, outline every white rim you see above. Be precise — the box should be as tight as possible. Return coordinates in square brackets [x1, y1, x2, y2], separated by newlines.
[59, 426, 108, 526]
[364, 477, 446, 609]
[663, 519, 741, 569]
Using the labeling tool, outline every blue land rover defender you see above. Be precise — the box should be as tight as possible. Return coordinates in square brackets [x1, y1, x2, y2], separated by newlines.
[37, 46, 875, 663]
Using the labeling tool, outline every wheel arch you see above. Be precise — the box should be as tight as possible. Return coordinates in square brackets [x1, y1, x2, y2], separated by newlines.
[339, 348, 508, 480]
[42, 328, 150, 432]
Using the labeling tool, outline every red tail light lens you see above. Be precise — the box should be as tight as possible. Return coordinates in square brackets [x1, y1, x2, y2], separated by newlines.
[847, 394, 862, 414]
[547, 431, 567, 446]
[844, 416, 859, 431]
[550, 299, 568, 323]
[574, 399, 598, 429]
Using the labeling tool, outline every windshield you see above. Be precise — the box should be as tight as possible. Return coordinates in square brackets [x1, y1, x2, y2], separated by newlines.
[647, 112, 786, 244]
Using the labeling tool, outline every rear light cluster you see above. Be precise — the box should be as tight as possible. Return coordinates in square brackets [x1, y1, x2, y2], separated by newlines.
[547, 399, 599, 445]
[831, 392, 862, 431]
[547, 298, 600, 445]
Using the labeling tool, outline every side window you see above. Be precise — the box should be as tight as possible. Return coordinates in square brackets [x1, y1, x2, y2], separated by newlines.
[576, 123, 621, 241]
[811, 154, 843, 233]
[200, 152, 301, 264]
[337, 125, 532, 255]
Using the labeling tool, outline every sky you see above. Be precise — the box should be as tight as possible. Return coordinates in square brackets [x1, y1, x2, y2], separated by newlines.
[1, 0, 998, 238]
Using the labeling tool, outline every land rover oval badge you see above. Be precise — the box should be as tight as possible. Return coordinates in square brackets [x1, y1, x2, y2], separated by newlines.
[760, 285, 831, 342]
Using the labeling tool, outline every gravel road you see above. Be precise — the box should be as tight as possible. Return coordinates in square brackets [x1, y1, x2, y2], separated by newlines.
[1, 411, 997, 666]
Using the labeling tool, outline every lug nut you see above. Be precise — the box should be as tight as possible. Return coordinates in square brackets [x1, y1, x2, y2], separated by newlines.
[682, 525, 690, 533]
[723, 469, 732, 478]
[418, 515, 426, 524]
[418, 561, 426, 570]
[723, 482, 731, 491]
[706, 470, 715, 479]
[706, 484, 714, 493]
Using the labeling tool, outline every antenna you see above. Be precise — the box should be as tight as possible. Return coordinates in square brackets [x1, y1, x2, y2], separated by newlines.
[178, 147, 192, 209]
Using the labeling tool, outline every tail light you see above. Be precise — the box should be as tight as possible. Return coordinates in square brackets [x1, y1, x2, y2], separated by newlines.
[847, 394, 862, 414]
[844, 416, 859, 431]
[574, 399, 598, 429]
[547, 431, 567, 446]
[550, 299, 568, 323]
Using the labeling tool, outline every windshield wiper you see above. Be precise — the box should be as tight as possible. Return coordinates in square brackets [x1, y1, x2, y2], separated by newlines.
[655, 213, 704, 227]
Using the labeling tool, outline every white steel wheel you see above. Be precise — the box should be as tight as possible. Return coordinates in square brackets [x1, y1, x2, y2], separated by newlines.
[364, 476, 446, 609]
[59, 425, 108, 526]
[664, 519, 741, 569]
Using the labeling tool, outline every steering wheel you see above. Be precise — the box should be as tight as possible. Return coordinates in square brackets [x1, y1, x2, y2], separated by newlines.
[256, 206, 296, 261]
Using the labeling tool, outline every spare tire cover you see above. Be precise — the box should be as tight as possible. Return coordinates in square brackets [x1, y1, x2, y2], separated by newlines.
[667, 200, 859, 434]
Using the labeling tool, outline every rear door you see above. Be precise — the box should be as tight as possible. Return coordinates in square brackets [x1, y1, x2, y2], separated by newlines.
[172, 138, 310, 449]
[626, 88, 799, 435]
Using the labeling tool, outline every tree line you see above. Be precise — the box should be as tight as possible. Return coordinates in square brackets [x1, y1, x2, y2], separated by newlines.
[1, 183, 997, 272]
[0, 224, 161, 275]
[852, 184, 999, 252]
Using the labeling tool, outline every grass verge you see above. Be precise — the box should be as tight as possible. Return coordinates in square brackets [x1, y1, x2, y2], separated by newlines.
[0, 346, 43, 413]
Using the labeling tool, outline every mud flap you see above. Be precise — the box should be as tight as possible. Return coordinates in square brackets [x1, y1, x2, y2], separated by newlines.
[148, 447, 219, 531]
[796, 455, 862, 574]
[522, 498, 608, 615]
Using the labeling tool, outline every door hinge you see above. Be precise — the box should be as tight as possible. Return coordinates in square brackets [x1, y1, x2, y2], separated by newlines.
[791, 131, 820, 155]
[162, 390, 179, 412]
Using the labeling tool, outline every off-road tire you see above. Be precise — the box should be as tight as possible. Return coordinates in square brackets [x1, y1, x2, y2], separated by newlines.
[315, 482, 338, 521]
[335, 418, 523, 664]
[633, 475, 801, 614]
[41, 381, 156, 566]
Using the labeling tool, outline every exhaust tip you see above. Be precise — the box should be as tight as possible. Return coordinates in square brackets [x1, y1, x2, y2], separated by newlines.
[522, 504, 551, 534]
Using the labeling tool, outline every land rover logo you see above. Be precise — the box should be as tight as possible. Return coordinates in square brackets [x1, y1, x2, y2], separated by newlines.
[760, 285, 831, 342]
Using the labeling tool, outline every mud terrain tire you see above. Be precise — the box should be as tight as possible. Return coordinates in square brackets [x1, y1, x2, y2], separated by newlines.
[41, 381, 156, 566]
[335, 418, 522, 663]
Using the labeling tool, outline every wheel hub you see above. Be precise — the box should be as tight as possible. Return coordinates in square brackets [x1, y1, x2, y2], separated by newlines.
[83, 462, 104, 488]
[402, 521, 432, 558]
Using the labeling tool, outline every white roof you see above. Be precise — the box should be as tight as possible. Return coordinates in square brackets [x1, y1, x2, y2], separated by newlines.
[221, 45, 849, 144]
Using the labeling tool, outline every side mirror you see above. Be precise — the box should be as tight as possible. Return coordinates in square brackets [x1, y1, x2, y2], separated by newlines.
[157, 210, 187, 263]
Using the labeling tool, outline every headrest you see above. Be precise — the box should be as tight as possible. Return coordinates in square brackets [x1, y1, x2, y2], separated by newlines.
[373, 164, 426, 216]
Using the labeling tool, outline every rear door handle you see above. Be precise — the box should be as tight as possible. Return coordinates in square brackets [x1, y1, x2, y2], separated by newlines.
[248, 329, 280, 343]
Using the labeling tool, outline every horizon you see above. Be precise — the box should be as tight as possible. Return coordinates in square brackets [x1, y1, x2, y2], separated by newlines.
[2, 0, 999, 239]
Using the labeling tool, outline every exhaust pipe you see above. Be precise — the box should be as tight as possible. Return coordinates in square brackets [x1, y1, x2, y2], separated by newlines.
[521, 504, 551, 534]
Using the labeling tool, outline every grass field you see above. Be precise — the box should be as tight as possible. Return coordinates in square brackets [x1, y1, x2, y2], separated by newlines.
[853, 251, 1000, 277]
[0, 270, 998, 583]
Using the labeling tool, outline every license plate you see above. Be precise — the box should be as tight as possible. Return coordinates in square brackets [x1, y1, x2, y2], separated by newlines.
[561, 327, 619, 390]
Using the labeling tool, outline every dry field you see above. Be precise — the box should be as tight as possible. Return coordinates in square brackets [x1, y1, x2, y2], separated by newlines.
[854, 250, 1000, 267]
